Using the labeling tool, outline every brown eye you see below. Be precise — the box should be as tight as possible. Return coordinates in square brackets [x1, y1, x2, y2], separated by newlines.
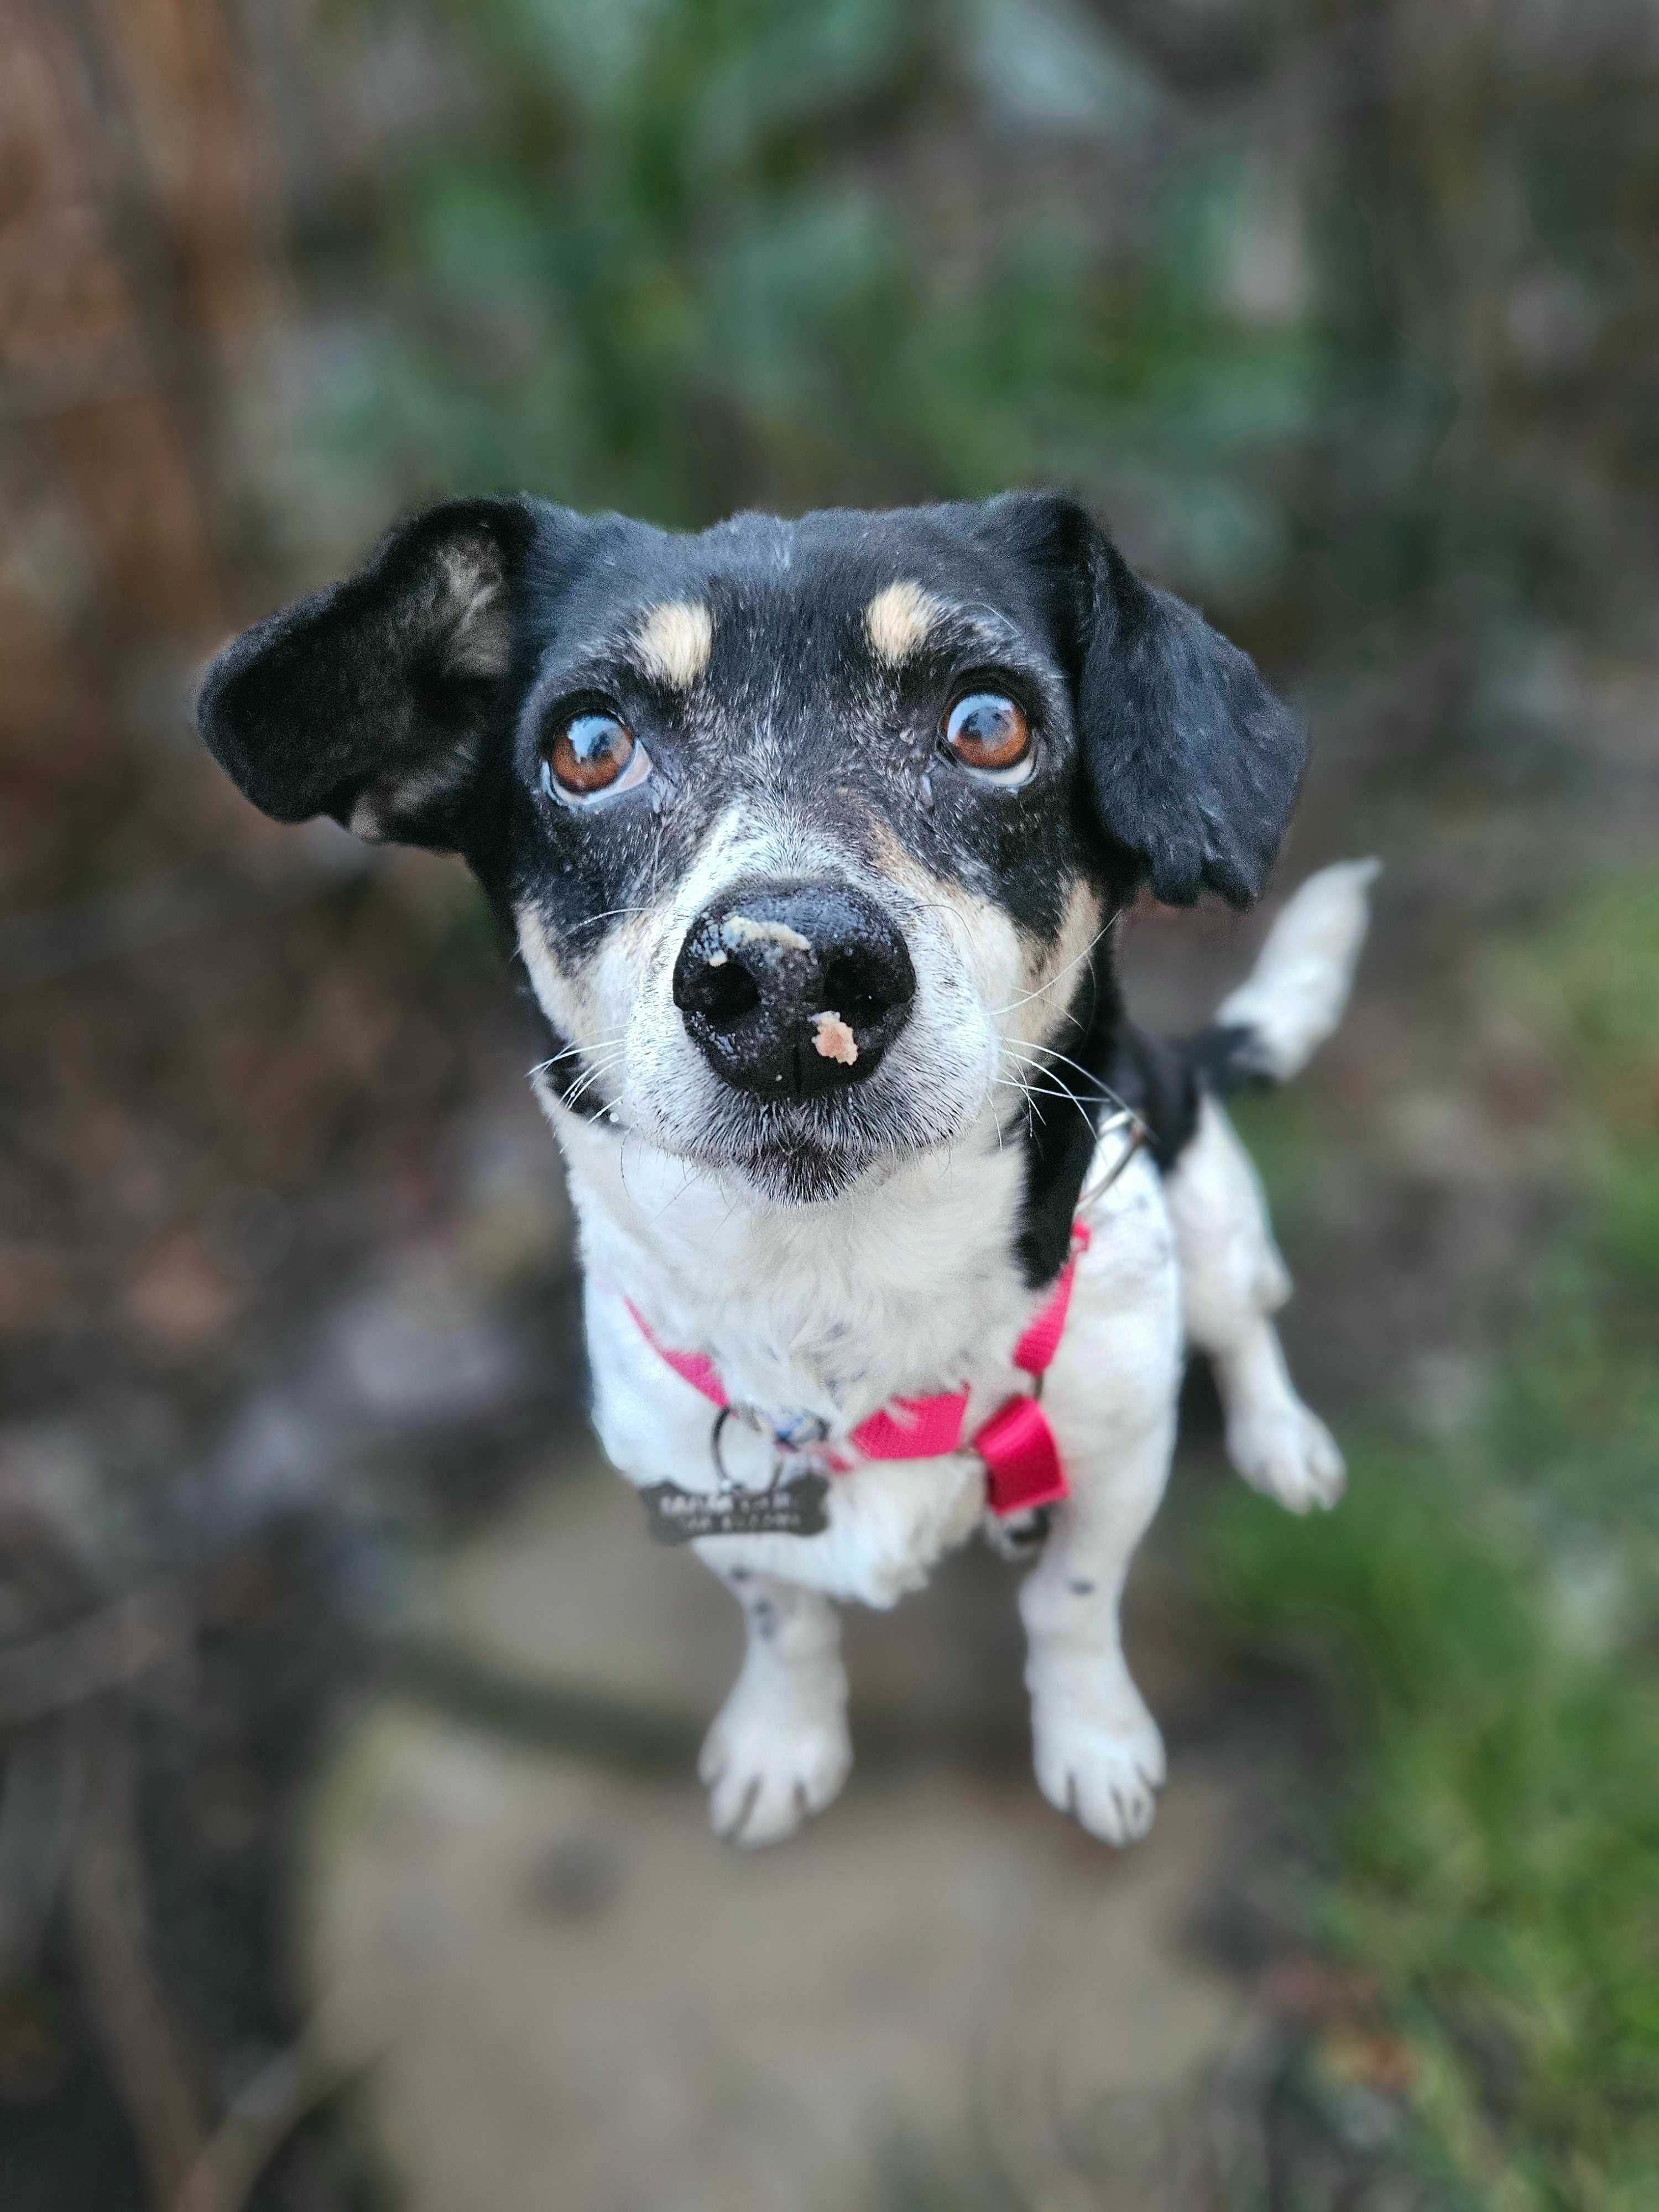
[543, 710, 649, 800]
[943, 691, 1032, 778]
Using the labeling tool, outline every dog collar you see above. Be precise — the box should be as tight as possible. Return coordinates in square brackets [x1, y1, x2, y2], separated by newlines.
[625, 1218, 1091, 1521]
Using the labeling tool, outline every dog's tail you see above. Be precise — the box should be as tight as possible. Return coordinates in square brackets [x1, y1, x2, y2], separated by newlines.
[1189, 858, 1380, 1094]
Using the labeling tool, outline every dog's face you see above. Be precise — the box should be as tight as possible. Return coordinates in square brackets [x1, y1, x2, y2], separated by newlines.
[200, 494, 1301, 1205]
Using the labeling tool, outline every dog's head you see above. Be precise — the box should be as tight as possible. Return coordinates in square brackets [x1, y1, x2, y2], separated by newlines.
[199, 493, 1302, 1204]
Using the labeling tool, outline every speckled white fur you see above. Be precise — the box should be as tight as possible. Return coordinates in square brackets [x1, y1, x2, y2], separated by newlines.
[524, 859, 1371, 1848]
[555, 1099, 1183, 1845]
[1166, 1095, 1345, 1512]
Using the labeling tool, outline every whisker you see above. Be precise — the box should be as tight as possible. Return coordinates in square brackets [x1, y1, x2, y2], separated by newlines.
[998, 1078, 1081, 1120]
[530, 1025, 627, 1067]
[996, 1063, 1099, 1142]
[644, 1165, 699, 1228]
[1006, 1040, 1136, 1123]
[566, 905, 651, 938]
[1010, 1037, 1110, 1088]
[898, 898, 977, 958]
[549, 1040, 628, 1077]
[992, 1071, 1056, 1125]
[528, 1032, 624, 1079]
[560, 1043, 630, 1110]
[991, 922, 1111, 1019]
[560, 1045, 628, 1076]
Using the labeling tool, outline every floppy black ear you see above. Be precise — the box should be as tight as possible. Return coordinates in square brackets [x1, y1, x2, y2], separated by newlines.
[197, 495, 542, 847]
[983, 493, 1305, 907]
[1078, 534, 1305, 906]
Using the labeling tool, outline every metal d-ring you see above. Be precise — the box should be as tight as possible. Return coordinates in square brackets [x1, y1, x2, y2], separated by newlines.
[1076, 1114, 1149, 1218]
[709, 1405, 743, 1494]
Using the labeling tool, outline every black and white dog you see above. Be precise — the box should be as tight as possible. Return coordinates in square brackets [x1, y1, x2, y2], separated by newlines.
[199, 493, 1374, 1848]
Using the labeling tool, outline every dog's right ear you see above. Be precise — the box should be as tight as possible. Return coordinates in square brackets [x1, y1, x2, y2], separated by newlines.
[197, 496, 548, 848]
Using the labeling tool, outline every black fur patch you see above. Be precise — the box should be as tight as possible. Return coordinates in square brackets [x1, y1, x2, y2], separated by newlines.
[198, 491, 1301, 1198]
[1186, 1019, 1278, 1095]
[1010, 967, 1125, 1287]
[1108, 1024, 1202, 1172]
[1009, 971, 1203, 1288]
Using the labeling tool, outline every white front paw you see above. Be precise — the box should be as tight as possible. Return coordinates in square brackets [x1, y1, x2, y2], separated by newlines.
[698, 1682, 852, 1849]
[1228, 1397, 1346, 1513]
[1031, 1683, 1166, 1847]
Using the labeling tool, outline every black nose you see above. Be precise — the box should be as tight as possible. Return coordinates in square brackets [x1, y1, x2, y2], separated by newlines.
[673, 881, 916, 1099]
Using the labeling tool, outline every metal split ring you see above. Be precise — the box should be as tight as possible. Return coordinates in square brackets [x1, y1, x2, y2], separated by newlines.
[709, 1405, 745, 1493]
[710, 1405, 794, 1494]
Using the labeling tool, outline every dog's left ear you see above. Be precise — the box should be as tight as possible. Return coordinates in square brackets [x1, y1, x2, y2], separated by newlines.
[197, 495, 547, 848]
[980, 493, 1305, 907]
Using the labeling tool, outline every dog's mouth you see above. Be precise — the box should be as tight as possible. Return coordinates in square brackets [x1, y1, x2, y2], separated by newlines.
[658, 1076, 966, 1204]
[688, 1092, 904, 1203]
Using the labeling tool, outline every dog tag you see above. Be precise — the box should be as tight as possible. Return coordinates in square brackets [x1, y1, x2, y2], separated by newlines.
[639, 1472, 831, 1545]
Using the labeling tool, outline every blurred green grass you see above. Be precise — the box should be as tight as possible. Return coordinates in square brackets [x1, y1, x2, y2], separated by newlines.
[1202, 878, 1659, 2210]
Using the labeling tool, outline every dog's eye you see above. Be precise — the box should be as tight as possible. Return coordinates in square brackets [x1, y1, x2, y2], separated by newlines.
[542, 710, 650, 801]
[943, 691, 1032, 780]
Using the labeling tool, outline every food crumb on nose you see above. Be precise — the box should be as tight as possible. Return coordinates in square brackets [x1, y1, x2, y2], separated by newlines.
[707, 949, 728, 966]
[811, 1011, 859, 1065]
[724, 914, 812, 954]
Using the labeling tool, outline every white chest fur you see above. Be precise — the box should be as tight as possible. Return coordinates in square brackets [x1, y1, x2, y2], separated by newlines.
[554, 1108, 1178, 1606]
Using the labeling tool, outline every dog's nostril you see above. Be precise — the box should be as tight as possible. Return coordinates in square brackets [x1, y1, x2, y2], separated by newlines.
[693, 959, 762, 1029]
[820, 953, 895, 1029]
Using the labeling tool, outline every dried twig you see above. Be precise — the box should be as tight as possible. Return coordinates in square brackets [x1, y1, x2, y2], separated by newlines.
[67, 1708, 210, 2210]
[0, 1726, 79, 1978]
[174, 2021, 375, 2212]
[0, 1585, 190, 1728]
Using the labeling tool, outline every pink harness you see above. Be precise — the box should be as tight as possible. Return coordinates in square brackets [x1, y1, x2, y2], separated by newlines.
[626, 1221, 1090, 1520]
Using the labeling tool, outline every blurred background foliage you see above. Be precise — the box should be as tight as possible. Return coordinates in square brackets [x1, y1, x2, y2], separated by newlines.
[276, 0, 1659, 645]
[2, 1, 1657, 2208]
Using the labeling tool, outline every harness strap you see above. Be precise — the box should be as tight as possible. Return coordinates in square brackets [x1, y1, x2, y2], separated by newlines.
[624, 1218, 1092, 1517]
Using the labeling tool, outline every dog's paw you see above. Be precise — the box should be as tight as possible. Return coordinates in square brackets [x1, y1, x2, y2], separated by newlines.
[698, 1686, 852, 1849]
[1031, 1687, 1166, 1848]
[1228, 1397, 1346, 1514]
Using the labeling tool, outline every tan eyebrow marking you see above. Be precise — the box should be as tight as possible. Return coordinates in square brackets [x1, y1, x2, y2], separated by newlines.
[864, 580, 949, 666]
[632, 599, 713, 688]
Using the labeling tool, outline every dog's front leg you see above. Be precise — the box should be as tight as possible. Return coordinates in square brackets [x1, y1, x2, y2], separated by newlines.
[695, 1562, 852, 1848]
[1017, 1411, 1175, 1846]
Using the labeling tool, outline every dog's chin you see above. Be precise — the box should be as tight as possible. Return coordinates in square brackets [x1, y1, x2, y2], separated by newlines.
[727, 1134, 887, 1206]
[647, 1081, 971, 1207]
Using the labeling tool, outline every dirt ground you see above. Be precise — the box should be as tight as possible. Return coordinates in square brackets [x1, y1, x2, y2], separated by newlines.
[306, 1462, 1270, 2212]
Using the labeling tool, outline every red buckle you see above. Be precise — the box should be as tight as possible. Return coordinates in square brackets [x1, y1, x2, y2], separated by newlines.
[975, 1394, 1069, 1516]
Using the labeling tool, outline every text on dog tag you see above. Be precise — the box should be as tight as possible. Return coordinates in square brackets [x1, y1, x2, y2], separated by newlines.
[638, 1473, 831, 1545]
